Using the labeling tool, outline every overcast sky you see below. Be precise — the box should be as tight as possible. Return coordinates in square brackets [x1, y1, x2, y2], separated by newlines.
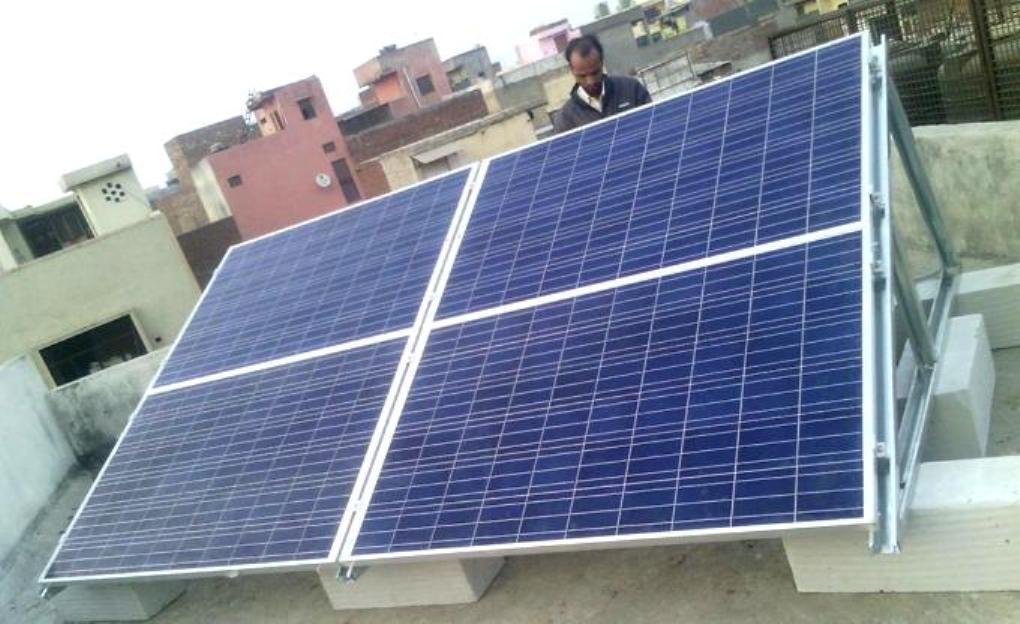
[0, 0, 598, 208]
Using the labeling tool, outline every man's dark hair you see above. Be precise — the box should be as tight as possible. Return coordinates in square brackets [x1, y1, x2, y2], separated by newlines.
[564, 35, 604, 65]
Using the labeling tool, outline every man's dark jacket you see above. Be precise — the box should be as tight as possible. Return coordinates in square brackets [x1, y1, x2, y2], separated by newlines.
[553, 75, 652, 134]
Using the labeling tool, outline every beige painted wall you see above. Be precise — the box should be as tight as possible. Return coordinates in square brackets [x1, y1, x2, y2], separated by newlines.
[74, 169, 151, 236]
[542, 70, 577, 113]
[379, 113, 538, 190]
[0, 214, 199, 383]
[191, 159, 233, 223]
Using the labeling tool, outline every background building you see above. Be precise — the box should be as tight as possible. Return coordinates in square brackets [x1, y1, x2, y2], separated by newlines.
[515, 19, 582, 64]
[339, 39, 453, 135]
[443, 46, 502, 92]
[192, 76, 365, 240]
[0, 154, 199, 388]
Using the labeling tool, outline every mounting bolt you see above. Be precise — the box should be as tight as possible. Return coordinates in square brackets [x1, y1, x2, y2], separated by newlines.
[874, 442, 891, 472]
[871, 260, 885, 284]
[869, 192, 885, 219]
[338, 565, 361, 584]
[869, 57, 882, 84]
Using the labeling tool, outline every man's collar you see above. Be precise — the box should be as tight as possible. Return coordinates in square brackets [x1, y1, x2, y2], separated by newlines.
[573, 80, 606, 112]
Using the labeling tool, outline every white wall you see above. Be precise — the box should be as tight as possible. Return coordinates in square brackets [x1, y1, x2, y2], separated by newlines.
[0, 356, 75, 560]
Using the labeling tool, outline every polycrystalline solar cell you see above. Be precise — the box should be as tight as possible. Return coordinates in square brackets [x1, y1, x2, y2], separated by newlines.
[156, 169, 470, 386]
[436, 38, 861, 320]
[353, 233, 863, 556]
[45, 339, 403, 580]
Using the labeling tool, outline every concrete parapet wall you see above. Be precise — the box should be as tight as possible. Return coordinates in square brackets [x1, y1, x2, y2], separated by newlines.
[47, 348, 168, 467]
[893, 121, 1020, 269]
[0, 357, 75, 562]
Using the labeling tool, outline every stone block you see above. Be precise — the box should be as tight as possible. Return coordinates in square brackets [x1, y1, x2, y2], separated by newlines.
[318, 557, 504, 610]
[783, 456, 1020, 592]
[51, 581, 186, 622]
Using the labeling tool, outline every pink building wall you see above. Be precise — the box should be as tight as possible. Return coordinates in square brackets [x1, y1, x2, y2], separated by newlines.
[352, 39, 452, 119]
[205, 77, 363, 240]
[515, 20, 581, 65]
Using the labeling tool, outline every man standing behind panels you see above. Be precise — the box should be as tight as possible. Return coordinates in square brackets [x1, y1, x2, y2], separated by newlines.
[553, 34, 653, 134]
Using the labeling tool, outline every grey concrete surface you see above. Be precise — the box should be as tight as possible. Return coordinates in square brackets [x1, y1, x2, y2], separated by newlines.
[892, 121, 1020, 272]
[47, 348, 168, 468]
[5, 348, 1018, 624]
[0, 357, 75, 562]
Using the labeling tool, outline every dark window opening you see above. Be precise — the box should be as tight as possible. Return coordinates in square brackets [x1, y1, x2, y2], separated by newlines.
[331, 158, 361, 203]
[416, 74, 435, 96]
[297, 97, 317, 120]
[228, 175, 243, 188]
[40, 315, 148, 386]
[322, 141, 336, 153]
[19, 204, 94, 259]
[272, 110, 285, 131]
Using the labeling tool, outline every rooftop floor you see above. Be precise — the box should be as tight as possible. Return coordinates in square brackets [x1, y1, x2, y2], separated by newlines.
[4, 348, 1019, 624]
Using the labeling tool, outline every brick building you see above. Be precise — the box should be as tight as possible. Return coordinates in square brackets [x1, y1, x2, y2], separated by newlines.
[154, 116, 249, 235]
[339, 39, 453, 135]
[190, 76, 365, 240]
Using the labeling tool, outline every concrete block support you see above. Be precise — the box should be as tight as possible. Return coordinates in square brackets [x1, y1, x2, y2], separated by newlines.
[50, 581, 186, 622]
[895, 314, 995, 461]
[318, 557, 504, 610]
[783, 456, 1020, 592]
[926, 314, 995, 460]
[953, 263, 1020, 349]
[917, 264, 1020, 350]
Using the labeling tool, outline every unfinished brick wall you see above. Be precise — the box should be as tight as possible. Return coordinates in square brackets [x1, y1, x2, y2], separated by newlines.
[175, 217, 242, 288]
[345, 90, 489, 163]
[165, 116, 250, 189]
[150, 188, 208, 236]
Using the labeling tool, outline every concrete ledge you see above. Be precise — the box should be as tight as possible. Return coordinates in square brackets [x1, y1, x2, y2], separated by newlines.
[784, 456, 1020, 592]
[50, 581, 186, 622]
[318, 557, 504, 610]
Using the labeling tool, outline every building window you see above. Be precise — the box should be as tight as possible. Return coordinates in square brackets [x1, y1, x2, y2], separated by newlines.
[272, 110, 286, 131]
[228, 175, 243, 188]
[416, 74, 436, 96]
[322, 141, 336, 154]
[795, 0, 818, 15]
[632, 2, 689, 46]
[631, 20, 650, 47]
[18, 204, 94, 259]
[297, 97, 317, 120]
[331, 158, 361, 203]
[39, 315, 148, 386]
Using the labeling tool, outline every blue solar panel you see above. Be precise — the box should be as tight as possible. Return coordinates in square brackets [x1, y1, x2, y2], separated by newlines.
[353, 232, 863, 556]
[45, 339, 403, 580]
[436, 38, 861, 319]
[156, 169, 471, 386]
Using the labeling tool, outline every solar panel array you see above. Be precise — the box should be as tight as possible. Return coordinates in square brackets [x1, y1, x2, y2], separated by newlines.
[353, 234, 863, 556]
[44, 168, 477, 581]
[348, 35, 869, 560]
[47, 340, 403, 578]
[157, 169, 471, 386]
[46, 34, 875, 582]
[436, 40, 861, 319]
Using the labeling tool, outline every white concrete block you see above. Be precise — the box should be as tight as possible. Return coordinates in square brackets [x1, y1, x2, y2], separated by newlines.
[318, 557, 504, 610]
[954, 263, 1020, 349]
[51, 581, 186, 622]
[926, 314, 995, 460]
[894, 315, 994, 461]
[917, 263, 1020, 349]
[784, 456, 1020, 593]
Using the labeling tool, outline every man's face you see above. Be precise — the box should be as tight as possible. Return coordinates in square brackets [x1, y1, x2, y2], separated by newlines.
[569, 51, 604, 98]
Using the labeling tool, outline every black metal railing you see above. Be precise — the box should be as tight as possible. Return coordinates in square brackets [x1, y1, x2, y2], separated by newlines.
[770, 0, 1020, 125]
